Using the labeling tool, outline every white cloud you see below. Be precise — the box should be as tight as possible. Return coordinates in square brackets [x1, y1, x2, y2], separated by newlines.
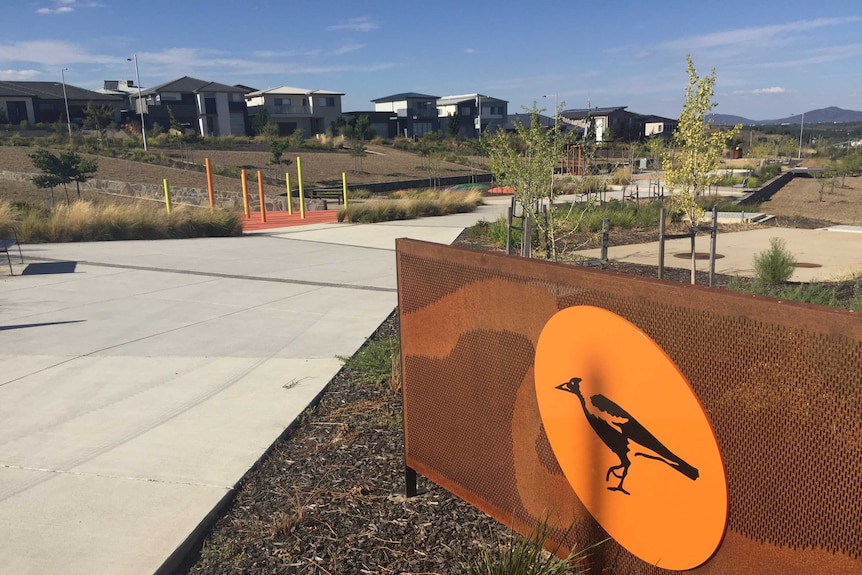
[663, 16, 860, 52]
[732, 86, 788, 95]
[327, 17, 378, 33]
[753, 86, 786, 94]
[36, 6, 73, 14]
[331, 44, 365, 56]
[636, 50, 651, 60]
[464, 48, 477, 55]
[0, 69, 41, 80]
[0, 40, 116, 65]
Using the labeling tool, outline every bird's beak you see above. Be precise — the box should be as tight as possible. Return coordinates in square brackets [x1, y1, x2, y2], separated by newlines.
[555, 377, 581, 393]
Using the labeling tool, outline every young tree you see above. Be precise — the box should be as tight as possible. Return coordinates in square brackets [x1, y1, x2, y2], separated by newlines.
[662, 55, 742, 224]
[267, 137, 287, 166]
[289, 128, 305, 150]
[484, 104, 574, 260]
[83, 101, 115, 148]
[29, 149, 97, 205]
[350, 139, 367, 173]
[446, 113, 460, 139]
[254, 107, 270, 136]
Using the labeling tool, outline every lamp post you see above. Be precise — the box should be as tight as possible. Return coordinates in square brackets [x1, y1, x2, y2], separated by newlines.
[60, 67, 72, 140]
[797, 111, 805, 160]
[128, 54, 148, 151]
[543, 93, 559, 196]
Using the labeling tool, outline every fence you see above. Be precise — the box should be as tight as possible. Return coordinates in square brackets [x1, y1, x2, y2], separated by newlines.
[397, 238, 862, 575]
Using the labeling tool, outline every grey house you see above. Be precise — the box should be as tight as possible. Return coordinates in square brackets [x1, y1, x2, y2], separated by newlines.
[0, 81, 121, 126]
[138, 76, 251, 136]
[371, 92, 440, 138]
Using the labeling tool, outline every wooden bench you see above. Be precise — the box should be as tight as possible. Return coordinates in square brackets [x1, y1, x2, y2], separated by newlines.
[2, 234, 24, 275]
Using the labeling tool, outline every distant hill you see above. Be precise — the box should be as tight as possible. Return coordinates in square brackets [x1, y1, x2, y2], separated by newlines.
[707, 106, 862, 126]
[708, 114, 755, 126]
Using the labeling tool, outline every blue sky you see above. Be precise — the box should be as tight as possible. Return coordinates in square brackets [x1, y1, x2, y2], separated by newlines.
[1, 0, 859, 120]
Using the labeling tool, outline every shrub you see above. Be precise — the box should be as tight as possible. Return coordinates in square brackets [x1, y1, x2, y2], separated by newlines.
[753, 237, 796, 286]
[6, 200, 241, 242]
[608, 165, 632, 186]
[338, 190, 481, 223]
[777, 283, 839, 307]
[337, 336, 400, 386]
[461, 519, 589, 575]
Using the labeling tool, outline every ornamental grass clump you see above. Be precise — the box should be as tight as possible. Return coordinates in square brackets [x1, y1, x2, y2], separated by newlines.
[6, 200, 242, 242]
[337, 189, 481, 223]
[753, 237, 796, 286]
[460, 519, 593, 575]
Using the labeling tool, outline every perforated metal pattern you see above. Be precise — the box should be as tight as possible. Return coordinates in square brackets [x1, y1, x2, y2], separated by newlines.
[397, 239, 862, 574]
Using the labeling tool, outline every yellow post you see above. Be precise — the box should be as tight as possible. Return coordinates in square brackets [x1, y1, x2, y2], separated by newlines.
[241, 169, 250, 217]
[285, 172, 293, 215]
[257, 170, 266, 223]
[297, 156, 306, 219]
[205, 157, 215, 212]
[162, 179, 172, 214]
[342, 172, 348, 208]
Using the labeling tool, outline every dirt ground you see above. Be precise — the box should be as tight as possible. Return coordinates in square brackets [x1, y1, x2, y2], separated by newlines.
[759, 174, 862, 225]
[0, 144, 481, 207]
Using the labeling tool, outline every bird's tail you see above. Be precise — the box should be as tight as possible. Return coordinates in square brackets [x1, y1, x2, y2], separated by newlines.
[635, 452, 699, 480]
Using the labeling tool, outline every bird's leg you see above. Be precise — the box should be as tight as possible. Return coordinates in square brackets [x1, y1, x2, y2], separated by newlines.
[606, 464, 631, 495]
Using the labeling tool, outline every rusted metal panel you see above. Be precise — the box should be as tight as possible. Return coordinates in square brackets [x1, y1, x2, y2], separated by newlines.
[397, 238, 862, 575]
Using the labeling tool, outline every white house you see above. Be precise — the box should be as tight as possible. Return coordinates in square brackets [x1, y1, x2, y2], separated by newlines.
[245, 86, 344, 136]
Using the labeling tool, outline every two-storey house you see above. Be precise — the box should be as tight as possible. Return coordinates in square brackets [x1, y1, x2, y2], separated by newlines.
[436, 93, 507, 137]
[370, 93, 440, 138]
[138, 76, 250, 136]
[245, 86, 344, 137]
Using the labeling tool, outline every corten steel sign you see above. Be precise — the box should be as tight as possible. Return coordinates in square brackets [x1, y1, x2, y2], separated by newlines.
[396, 238, 862, 575]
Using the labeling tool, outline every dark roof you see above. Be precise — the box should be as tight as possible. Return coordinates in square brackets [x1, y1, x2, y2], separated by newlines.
[560, 106, 629, 120]
[640, 114, 678, 123]
[503, 112, 555, 130]
[233, 84, 258, 93]
[142, 76, 247, 95]
[0, 81, 121, 101]
[372, 92, 439, 103]
[197, 81, 249, 93]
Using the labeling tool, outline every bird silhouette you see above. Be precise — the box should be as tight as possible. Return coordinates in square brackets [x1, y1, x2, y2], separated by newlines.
[556, 377, 699, 495]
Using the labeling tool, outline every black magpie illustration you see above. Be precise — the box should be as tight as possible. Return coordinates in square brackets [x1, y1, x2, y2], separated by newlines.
[556, 377, 699, 495]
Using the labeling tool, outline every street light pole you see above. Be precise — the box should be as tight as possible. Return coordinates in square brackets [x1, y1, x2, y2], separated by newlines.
[60, 67, 72, 141]
[128, 55, 148, 151]
[797, 111, 805, 160]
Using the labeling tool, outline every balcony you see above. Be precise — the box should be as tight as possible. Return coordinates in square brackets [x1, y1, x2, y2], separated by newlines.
[271, 104, 310, 116]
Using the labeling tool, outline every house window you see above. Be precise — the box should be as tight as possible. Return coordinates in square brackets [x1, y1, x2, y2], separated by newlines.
[160, 92, 181, 101]
[318, 97, 335, 107]
[460, 106, 472, 116]
[229, 93, 244, 102]
[274, 98, 290, 106]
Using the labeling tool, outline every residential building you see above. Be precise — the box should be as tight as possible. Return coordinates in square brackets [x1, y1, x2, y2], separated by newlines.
[245, 86, 344, 136]
[642, 115, 678, 140]
[560, 106, 644, 142]
[0, 81, 121, 126]
[502, 112, 556, 132]
[138, 76, 250, 136]
[371, 92, 440, 138]
[436, 94, 507, 137]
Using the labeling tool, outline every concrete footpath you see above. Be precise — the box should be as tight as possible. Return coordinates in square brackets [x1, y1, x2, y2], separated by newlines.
[0, 199, 509, 575]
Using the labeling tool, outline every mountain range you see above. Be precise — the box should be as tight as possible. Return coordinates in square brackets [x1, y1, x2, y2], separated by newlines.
[706, 106, 862, 126]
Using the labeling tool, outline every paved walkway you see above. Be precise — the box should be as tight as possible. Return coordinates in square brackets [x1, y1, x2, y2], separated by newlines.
[0, 198, 511, 575]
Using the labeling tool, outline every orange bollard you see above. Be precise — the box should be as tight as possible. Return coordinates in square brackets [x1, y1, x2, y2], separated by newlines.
[241, 169, 250, 217]
[205, 157, 215, 212]
[257, 170, 266, 223]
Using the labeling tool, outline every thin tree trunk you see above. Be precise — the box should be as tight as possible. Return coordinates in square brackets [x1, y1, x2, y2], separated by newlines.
[62, 184, 70, 206]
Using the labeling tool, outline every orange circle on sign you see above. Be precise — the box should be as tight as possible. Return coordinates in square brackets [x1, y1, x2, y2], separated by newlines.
[535, 306, 727, 570]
